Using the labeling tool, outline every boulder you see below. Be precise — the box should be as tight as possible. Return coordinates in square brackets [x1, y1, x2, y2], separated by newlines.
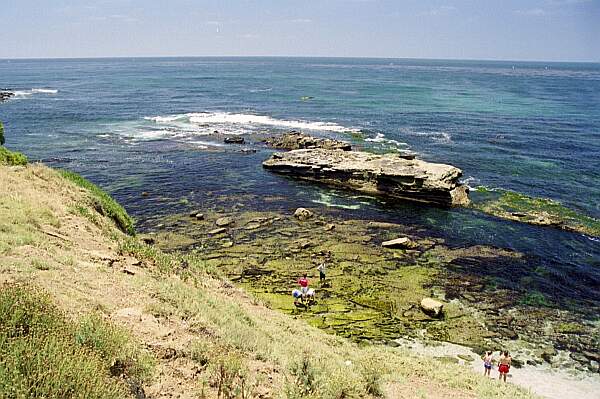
[208, 228, 227, 235]
[224, 136, 245, 144]
[382, 237, 414, 249]
[420, 298, 444, 318]
[245, 222, 261, 230]
[293, 208, 314, 221]
[263, 149, 469, 207]
[264, 132, 352, 151]
[215, 217, 234, 227]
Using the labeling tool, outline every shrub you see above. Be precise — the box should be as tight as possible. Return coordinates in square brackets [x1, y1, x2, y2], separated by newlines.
[358, 355, 386, 397]
[0, 284, 128, 398]
[75, 314, 155, 383]
[0, 120, 4, 145]
[59, 170, 135, 235]
[210, 351, 253, 399]
[0, 146, 27, 166]
[286, 355, 320, 397]
[520, 291, 548, 307]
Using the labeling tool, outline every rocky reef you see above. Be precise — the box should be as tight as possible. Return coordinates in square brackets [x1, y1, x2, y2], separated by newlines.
[0, 91, 14, 103]
[143, 207, 600, 374]
[263, 149, 470, 207]
[472, 187, 600, 237]
[263, 131, 352, 151]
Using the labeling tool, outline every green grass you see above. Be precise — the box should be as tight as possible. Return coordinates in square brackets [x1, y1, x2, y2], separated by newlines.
[0, 146, 28, 166]
[0, 284, 154, 398]
[59, 170, 135, 235]
[519, 291, 549, 307]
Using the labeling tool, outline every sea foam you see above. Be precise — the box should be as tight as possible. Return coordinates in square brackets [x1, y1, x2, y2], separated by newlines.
[13, 88, 58, 98]
[365, 132, 408, 147]
[147, 112, 360, 134]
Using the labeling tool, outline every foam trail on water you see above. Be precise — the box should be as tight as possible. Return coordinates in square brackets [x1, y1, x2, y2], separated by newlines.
[13, 88, 58, 98]
[407, 130, 453, 144]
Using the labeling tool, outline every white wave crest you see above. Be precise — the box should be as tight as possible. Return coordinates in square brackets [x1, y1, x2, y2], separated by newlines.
[460, 176, 480, 190]
[31, 88, 58, 94]
[365, 132, 408, 148]
[409, 130, 452, 144]
[146, 112, 360, 134]
[143, 115, 188, 123]
[13, 88, 58, 98]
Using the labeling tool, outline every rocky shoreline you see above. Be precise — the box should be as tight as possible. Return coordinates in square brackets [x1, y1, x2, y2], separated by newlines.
[141, 206, 599, 377]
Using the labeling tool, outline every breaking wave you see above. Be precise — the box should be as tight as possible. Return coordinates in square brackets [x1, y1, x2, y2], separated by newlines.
[146, 112, 360, 134]
[12, 88, 59, 98]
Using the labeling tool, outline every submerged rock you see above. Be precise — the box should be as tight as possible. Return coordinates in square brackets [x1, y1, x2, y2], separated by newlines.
[420, 298, 444, 318]
[0, 91, 14, 103]
[264, 131, 352, 151]
[473, 187, 600, 237]
[263, 149, 470, 207]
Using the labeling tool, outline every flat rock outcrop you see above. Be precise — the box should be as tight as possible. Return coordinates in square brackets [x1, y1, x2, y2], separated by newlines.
[264, 131, 352, 151]
[263, 149, 470, 207]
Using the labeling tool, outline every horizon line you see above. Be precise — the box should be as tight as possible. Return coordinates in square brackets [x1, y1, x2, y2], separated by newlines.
[1, 54, 599, 64]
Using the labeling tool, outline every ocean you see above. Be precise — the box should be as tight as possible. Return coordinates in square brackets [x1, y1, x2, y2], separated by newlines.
[1, 56, 599, 306]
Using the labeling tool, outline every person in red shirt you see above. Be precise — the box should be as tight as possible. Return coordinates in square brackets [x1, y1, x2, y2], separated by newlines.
[298, 274, 309, 296]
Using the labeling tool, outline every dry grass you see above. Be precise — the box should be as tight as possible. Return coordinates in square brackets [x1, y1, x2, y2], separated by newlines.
[0, 163, 539, 399]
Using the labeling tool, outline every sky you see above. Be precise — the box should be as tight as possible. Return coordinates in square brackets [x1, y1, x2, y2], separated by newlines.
[1, 0, 599, 61]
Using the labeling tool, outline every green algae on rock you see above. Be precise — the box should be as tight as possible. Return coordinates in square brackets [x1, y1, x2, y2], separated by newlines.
[145, 207, 599, 371]
[472, 187, 600, 237]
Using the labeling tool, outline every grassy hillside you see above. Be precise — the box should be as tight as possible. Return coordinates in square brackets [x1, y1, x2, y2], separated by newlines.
[0, 163, 538, 398]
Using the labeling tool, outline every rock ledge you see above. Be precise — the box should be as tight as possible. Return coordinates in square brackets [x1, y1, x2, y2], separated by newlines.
[263, 149, 469, 207]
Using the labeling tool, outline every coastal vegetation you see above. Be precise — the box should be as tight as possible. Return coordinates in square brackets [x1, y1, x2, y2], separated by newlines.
[0, 146, 27, 166]
[0, 121, 28, 166]
[0, 161, 539, 398]
[0, 284, 152, 398]
[59, 170, 136, 236]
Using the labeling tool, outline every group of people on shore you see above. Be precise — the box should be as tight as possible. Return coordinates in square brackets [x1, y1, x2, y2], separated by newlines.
[483, 350, 513, 382]
[291, 261, 327, 307]
[291, 263, 514, 384]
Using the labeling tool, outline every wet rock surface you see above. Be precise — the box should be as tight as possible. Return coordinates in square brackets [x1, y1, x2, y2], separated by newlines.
[264, 131, 352, 151]
[263, 149, 470, 207]
[472, 187, 600, 237]
[223, 136, 245, 144]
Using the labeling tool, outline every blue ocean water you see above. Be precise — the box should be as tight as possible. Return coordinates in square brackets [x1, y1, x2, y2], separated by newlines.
[1, 57, 599, 306]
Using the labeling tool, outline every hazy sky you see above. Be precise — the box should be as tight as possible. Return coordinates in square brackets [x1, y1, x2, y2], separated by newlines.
[1, 0, 598, 61]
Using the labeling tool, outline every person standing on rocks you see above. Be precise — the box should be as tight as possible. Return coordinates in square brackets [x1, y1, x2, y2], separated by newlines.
[498, 351, 512, 382]
[317, 262, 327, 283]
[483, 351, 493, 377]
